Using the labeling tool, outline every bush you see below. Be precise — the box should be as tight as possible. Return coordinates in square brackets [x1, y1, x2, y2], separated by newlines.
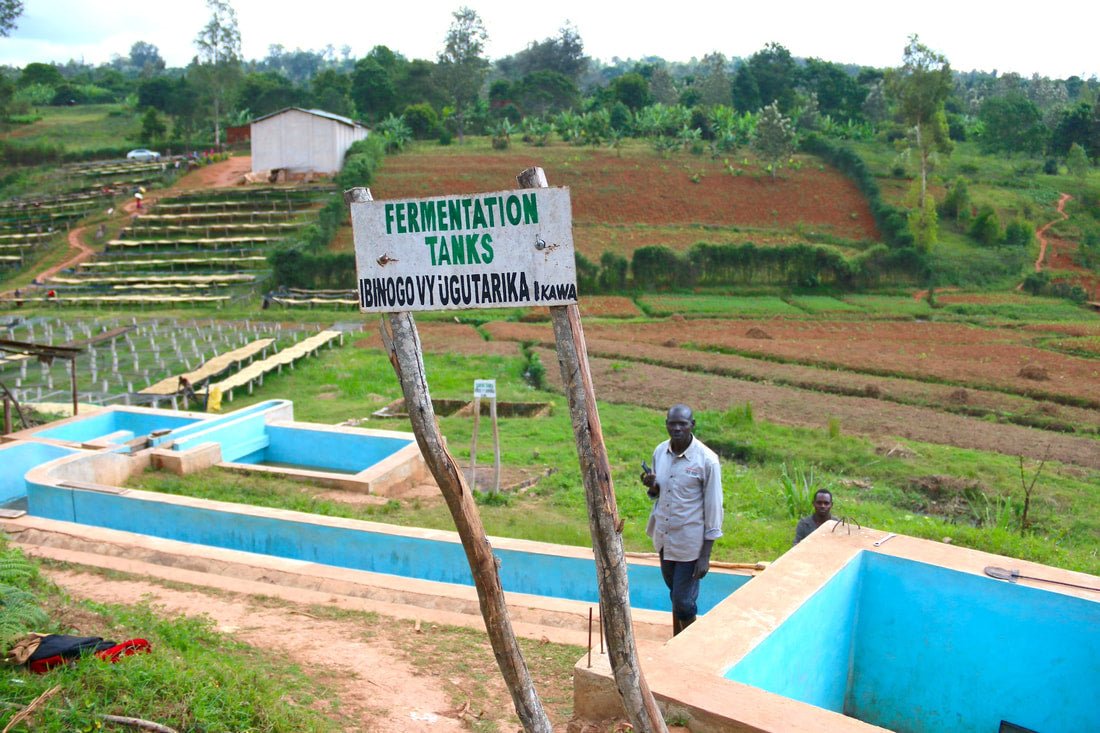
[969, 206, 1003, 246]
[402, 103, 439, 139]
[1003, 217, 1036, 247]
[335, 135, 385, 190]
[574, 252, 598, 293]
[597, 252, 629, 291]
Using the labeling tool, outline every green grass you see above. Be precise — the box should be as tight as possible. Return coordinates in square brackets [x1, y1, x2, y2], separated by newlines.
[937, 296, 1093, 322]
[638, 294, 803, 317]
[786, 295, 864, 313]
[838, 294, 934, 317]
[2, 104, 142, 152]
[0, 540, 339, 732]
[120, 339, 1100, 576]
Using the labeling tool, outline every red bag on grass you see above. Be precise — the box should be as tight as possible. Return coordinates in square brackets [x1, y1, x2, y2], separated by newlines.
[26, 635, 151, 674]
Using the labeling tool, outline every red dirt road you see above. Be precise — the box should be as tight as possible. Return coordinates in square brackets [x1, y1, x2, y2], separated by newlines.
[1034, 193, 1072, 272]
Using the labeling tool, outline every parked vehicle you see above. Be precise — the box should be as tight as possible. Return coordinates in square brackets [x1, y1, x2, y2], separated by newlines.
[126, 148, 160, 162]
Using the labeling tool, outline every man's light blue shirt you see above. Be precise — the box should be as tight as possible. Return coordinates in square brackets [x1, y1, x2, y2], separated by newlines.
[646, 436, 723, 562]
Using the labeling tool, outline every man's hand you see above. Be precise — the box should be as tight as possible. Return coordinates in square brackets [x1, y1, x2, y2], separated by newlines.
[641, 461, 659, 497]
[692, 540, 714, 580]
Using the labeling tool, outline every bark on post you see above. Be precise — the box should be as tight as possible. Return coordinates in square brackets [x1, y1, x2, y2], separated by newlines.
[517, 167, 667, 733]
[344, 187, 552, 733]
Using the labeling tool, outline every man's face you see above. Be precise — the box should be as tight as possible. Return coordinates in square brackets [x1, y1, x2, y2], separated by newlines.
[813, 492, 833, 519]
[665, 409, 694, 446]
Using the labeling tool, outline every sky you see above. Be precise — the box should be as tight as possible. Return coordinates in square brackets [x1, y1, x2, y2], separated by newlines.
[2, 0, 1098, 80]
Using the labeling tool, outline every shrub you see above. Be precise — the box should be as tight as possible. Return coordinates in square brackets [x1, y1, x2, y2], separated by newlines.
[335, 135, 385, 190]
[1003, 217, 1036, 247]
[574, 252, 598, 293]
[969, 206, 1003, 246]
[939, 176, 971, 223]
[597, 252, 629, 291]
[402, 103, 439, 139]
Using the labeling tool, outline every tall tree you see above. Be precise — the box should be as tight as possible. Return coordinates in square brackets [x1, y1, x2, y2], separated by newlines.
[129, 41, 165, 76]
[194, 0, 242, 146]
[752, 101, 796, 178]
[0, 0, 22, 37]
[311, 69, 353, 117]
[697, 52, 732, 107]
[746, 42, 796, 111]
[886, 34, 953, 210]
[799, 58, 864, 120]
[978, 93, 1047, 156]
[352, 51, 399, 122]
[496, 23, 588, 82]
[437, 6, 489, 142]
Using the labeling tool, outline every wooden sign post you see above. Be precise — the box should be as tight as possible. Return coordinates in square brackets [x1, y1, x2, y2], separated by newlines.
[348, 171, 665, 733]
[470, 378, 500, 494]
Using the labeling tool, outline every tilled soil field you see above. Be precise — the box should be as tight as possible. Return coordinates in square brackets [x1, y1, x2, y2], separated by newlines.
[483, 318, 1100, 406]
[373, 147, 880, 260]
[369, 320, 1100, 468]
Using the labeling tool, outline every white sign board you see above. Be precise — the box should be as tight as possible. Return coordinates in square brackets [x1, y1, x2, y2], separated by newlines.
[350, 187, 576, 313]
[473, 379, 496, 398]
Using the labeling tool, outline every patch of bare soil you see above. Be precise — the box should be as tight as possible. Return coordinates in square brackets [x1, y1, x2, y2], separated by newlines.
[43, 568, 540, 733]
[531, 346, 1100, 470]
[476, 323, 1100, 435]
[486, 318, 1100, 406]
[172, 155, 256, 190]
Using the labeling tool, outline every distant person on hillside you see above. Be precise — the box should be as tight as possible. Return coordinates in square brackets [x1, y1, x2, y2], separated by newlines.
[794, 489, 834, 546]
[177, 376, 197, 402]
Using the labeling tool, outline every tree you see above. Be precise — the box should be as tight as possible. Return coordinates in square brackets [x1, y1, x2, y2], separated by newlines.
[746, 42, 797, 112]
[140, 107, 167, 145]
[129, 41, 165, 76]
[512, 71, 579, 116]
[495, 23, 588, 82]
[1050, 102, 1093, 157]
[1066, 142, 1089, 179]
[886, 35, 953, 210]
[311, 69, 353, 117]
[0, 0, 22, 37]
[978, 94, 1047, 156]
[18, 62, 63, 89]
[609, 72, 651, 111]
[352, 54, 399, 122]
[193, 0, 242, 147]
[236, 71, 302, 117]
[799, 58, 864, 120]
[697, 52, 732, 107]
[436, 6, 489, 142]
[752, 101, 796, 178]
[647, 65, 678, 105]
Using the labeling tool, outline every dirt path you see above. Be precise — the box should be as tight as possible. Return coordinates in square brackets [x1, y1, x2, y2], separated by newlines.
[1034, 192, 1072, 272]
[45, 567, 473, 733]
[2, 157, 252, 298]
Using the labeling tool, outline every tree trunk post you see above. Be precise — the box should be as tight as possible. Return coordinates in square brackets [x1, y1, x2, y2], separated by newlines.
[345, 187, 552, 733]
[517, 167, 667, 733]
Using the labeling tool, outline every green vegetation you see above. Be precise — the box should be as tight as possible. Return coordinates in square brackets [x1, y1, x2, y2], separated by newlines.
[0, 540, 339, 732]
[110, 337, 1100, 576]
[2, 18, 1100, 728]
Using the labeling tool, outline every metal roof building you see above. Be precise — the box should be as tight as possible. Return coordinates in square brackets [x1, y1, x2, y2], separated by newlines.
[250, 108, 368, 175]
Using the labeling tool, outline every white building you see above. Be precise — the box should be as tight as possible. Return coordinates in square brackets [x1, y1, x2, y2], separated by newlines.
[250, 108, 368, 175]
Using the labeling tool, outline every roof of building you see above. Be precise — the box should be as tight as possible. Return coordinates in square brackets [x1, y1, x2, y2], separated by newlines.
[251, 107, 366, 129]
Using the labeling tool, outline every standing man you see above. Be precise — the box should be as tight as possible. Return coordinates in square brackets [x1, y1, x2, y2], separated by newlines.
[641, 404, 724, 635]
[793, 489, 834, 546]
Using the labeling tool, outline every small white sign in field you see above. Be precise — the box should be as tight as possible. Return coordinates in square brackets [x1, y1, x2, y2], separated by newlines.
[349, 187, 576, 313]
[473, 379, 496, 398]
